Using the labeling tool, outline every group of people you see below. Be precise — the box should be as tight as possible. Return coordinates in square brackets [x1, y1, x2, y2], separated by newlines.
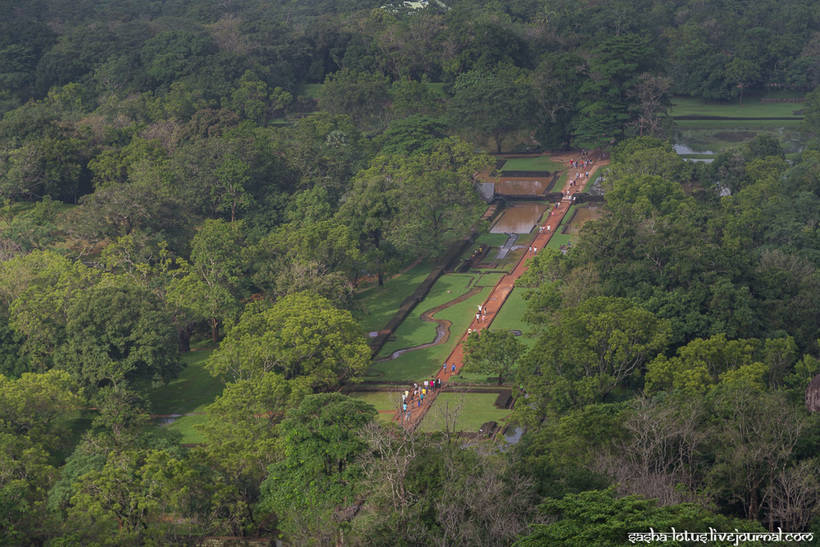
[474, 304, 490, 324]
[400, 378, 442, 421]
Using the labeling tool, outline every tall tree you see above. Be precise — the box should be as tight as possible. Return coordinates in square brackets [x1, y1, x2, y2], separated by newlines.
[448, 64, 533, 153]
[464, 329, 524, 384]
[207, 291, 370, 390]
[258, 393, 376, 544]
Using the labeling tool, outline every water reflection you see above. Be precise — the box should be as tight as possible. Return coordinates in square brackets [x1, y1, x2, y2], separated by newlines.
[490, 203, 547, 234]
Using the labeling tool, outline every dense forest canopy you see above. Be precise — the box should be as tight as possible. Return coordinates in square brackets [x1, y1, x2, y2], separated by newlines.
[0, 0, 819, 544]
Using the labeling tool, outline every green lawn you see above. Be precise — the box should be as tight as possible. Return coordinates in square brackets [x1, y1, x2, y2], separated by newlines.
[378, 273, 477, 357]
[490, 288, 532, 335]
[148, 350, 223, 415]
[418, 392, 511, 432]
[501, 156, 563, 172]
[349, 391, 402, 423]
[367, 286, 492, 382]
[475, 232, 511, 246]
[544, 204, 577, 251]
[547, 171, 568, 193]
[546, 231, 572, 251]
[354, 262, 434, 333]
[474, 272, 505, 287]
[669, 96, 804, 118]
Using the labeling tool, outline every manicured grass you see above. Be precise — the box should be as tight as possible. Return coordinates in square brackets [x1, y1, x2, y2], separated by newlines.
[378, 273, 477, 357]
[669, 97, 804, 119]
[501, 156, 563, 173]
[418, 392, 511, 432]
[475, 232, 511, 246]
[547, 172, 568, 193]
[366, 286, 492, 382]
[349, 391, 402, 423]
[148, 350, 223, 415]
[490, 288, 532, 334]
[474, 272, 505, 287]
[354, 262, 434, 333]
[546, 231, 572, 251]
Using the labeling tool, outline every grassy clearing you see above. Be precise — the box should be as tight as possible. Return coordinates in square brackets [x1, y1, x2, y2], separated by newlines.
[669, 97, 804, 118]
[378, 273, 477, 357]
[474, 272, 505, 286]
[354, 262, 433, 333]
[501, 156, 563, 172]
[366, 286, 492, 382]
[419, 392, 511, 432]
[349, 391, 401, 423]
[166, 414, 208, 444]
[147, 348, 223, 444]
[300, 83, 324, 99]
[148, 350, 222, 415]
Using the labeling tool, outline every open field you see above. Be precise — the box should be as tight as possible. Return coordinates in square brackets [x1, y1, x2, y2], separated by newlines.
[418, 392, 511, 432]
[674, 118, 804, 129]
[474, 272, 505, 287]
[354, 262, 433, 333]
[501, 156, 563, 172]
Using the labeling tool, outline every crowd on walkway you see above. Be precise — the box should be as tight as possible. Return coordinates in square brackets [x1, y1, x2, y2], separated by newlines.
[400, 376, 444, 422]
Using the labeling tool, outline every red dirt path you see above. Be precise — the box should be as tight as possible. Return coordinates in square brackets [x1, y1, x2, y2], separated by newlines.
[395, 153, 609, 430]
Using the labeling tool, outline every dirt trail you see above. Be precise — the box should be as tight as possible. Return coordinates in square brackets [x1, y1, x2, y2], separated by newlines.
[376, 287, 483, 361]
[396, 153, 609, 430]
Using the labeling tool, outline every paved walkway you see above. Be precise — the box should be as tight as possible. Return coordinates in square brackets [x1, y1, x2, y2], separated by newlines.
[395, 152, 608, 430]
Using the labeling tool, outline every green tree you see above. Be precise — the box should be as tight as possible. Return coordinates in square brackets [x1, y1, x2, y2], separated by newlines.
[55, 281, 181, 393]
[169, 219, 245, 342]
[516, 488, 763, 546]
[521, 297, 669, 413]
[190, 373, 310, 537]
[464, 329, 524, 384]
[207, 291, 370, 390]
[448, 64, 533, 153]
[319, 68, 391, 130]
[258, 393, 376, 544]
[59, 449, 190, 545]
[0, 369, 81, 544]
